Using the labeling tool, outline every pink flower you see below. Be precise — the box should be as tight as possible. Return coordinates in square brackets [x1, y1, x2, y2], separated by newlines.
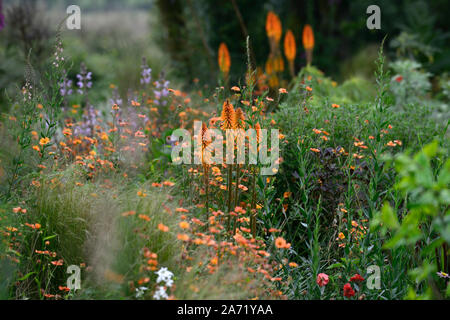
[316, 273, 329, 287]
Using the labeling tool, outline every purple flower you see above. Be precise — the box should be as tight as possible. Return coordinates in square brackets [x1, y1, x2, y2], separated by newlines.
[60, 78, 73, 96]
[140, 57, 152, 85]
[76, 63, 92, 95]
[153, 76, 169, 106]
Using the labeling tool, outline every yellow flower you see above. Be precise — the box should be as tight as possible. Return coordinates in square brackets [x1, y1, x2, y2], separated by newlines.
[338, 232, 345, 240]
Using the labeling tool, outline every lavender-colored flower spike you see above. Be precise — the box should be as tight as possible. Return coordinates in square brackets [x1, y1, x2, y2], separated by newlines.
[153, 73, 170, 106]
[60, 70, 73, 97]
[76, 63, 92, 95]
[140, 57, 152, 85]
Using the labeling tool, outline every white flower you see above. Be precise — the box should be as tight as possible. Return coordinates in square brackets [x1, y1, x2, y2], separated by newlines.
[153, 286, 168, 300]
[165, 278, 174, 288]
[155, 267, 174, 284]
[135, 286, 148, 298]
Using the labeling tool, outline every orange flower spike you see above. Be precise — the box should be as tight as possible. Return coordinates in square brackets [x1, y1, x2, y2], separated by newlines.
[284, 29, 296, 77]
[284, 29, 296, 62]
[302, 24, 314, 65]
[220, 100, 235, 130]
[254, 122, 261, 144]
[266, 11, 282, 43]
[218, 42, 231, 76]
[302, 24, 314, 50]
[233, 108, 245, 130]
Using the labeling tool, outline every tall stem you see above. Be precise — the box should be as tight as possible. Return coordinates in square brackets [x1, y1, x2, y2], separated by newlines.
[250, 166, 257, 238]
[226, 164, 233, 233]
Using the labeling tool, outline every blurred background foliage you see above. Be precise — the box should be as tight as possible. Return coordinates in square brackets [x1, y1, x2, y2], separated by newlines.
[0, 0, 449, 111]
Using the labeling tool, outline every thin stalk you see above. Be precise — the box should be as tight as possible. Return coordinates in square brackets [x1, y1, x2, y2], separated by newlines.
[250, 166, 257, 238]
[226, 164, 233, 233]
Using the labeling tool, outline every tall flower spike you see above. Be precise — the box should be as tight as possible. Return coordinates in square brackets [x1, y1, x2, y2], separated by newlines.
[265, 11, 282, 43]
[220, 100, 235, 130]
[302, 24, 314, 50]
[218, 43, 231, 77]
[201, 122, 211, 150]
[254, 122, 261, 144]
[284, 30, 296, 61]
[284, 29, 296, 77]
[201, 122, 212, 164]
[233, 108, 245, 130]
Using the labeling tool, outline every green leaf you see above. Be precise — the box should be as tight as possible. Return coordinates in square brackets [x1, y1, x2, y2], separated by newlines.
[328, 263, 343, 269]
[18, 272, 36, 281]
[381, 203, 399, 229]
[43, 235, 57, 242]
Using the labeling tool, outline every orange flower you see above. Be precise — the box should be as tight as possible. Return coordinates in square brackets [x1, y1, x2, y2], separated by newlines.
[31, 180, 41, 187]
[332, 103, 340, 108]
[58, 286, 70, 292]
[176, 207, 189, 213]
[39, 137, 50, 146]
[121, 211, 136, 217]
[266, 11, 282, 42]
[302, 24, 314, 50]
[179, 221, 190, 229]
[220, 100, 235, 130]
[51, 259, 64, 266]
[218, 42, 231, 75]
[158, 223, 169, 232]
[177, 233, 190, 241]
[233, 107, 245, 131]
[254, 123, 261, 144]
[138, 214, 151, 221]
[275, 237, 287, 249]
[283, 29, 296, 61]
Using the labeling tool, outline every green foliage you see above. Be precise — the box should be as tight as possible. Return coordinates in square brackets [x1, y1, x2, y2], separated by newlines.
[371, 140, 449, 298]
[389, 59, 432, 108]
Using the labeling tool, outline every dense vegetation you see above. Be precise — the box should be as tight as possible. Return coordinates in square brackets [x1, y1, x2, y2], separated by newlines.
[0, 0, 448, 300]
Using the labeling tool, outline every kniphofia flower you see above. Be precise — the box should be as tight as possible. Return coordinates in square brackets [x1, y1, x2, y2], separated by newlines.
[220, 100, 235, 130]
[302, 24, 314, 65]
[266, 11, 282, 43]
[284, 29, 296, 62]
[302, 24, 314, 50]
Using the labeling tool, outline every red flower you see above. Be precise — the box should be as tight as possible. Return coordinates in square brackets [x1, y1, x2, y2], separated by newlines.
[316, 273, 329, 287]
[350, 273, 365, 282]
[343, 283, 355, 298]
[395, 75, 403, 82]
